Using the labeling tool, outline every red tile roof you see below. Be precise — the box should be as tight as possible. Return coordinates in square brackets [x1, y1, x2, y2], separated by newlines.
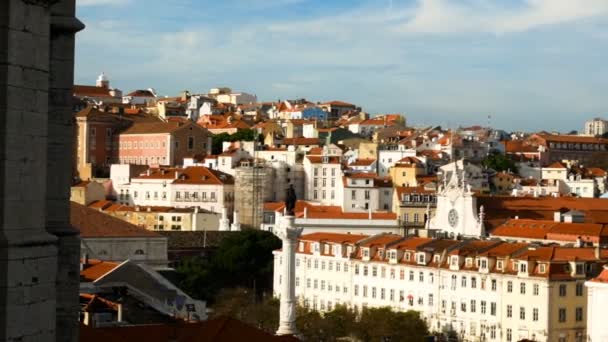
[126, 89, 155, 97]
[321, 100, 356, 107]
[71, 202, 163, 238]
[120, 121, 197, 135]
[133, 166, 234, 185]
[80, 259, 119, 282]
[73, 85, 113, 98]
[306, 156, 341, 164]
[300, 232, 368, 244]
[349, 159, 376, 166]
[283, 137, 320, 146]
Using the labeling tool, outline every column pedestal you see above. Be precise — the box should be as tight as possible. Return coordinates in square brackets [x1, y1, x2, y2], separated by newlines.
[275, 215, 302, 336]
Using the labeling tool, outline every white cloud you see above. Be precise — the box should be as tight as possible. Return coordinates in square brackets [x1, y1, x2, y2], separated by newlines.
[78, 0, 129, 6]
[400, 0, 608, 34]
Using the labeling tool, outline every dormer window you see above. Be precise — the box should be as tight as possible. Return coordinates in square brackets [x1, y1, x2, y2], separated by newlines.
[519, 262, 528, 273]
[299, 242, 304, 252]
[417, 253, 425, 264]
[496, 260, 503, 270]
[539, 264, 546, 274]
[324, 244, 330, 255]
[575, 263, 585, 275]
[466, 258, 473, 267]
[363, 249, 370, 258]
[314, 243, 320, 253]
[480, 259, 488, 269]
[450, 256, 458, 266]
[405, 253, 411, 261]
[378, 250, 384, 259]
[433, 255, 440, 263]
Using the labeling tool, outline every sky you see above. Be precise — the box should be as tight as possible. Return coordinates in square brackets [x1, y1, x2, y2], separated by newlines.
[75, 0, 608, 132]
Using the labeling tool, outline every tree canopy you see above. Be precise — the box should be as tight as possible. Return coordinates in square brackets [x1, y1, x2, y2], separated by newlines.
[211, 128, 260, 154]
[482, 149, 518, 173]
[176, 230, 281, 302]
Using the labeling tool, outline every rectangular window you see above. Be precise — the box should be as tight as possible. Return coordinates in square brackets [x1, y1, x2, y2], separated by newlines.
[470, 300, 476, 313]
[507, 305, 512, 318]
[507, 281, 512, 293]
[506, 329, 512, 342]
[533, 308, 539, 321]
[520, 307, 526, 320]
[188, 136, 194, 150]
[490, 302, 496, 316]
[576, 307, 583, 322]
[481, 301, 486, 314]
[559, 284, 567, 296]
[533, 283, 539, 296]
[576, 282, 584, 296]
[471, 277, 477, 288]
[520, 282, 526, 294]
[491, 279, 497, 291]
[559, 308, 566, 322]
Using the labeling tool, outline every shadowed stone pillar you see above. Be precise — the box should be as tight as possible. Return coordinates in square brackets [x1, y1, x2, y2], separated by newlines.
[0, 0, 82, 341]
[48, 1, 84, 341]
[276, 215, 302, 336]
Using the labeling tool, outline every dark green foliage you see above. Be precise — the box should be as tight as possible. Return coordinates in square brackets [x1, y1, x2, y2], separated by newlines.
[211, 287, 279, 334]
[176, 230, 281, 302]
[354, 307, 429, 342]
[211, 129, 257, 154]
[482, 149, 518, 173]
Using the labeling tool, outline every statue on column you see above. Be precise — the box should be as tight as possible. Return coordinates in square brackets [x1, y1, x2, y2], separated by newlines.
[285, 184, 297, 216]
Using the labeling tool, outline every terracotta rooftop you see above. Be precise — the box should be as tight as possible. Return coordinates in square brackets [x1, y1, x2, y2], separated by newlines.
[73, 85, 113, 98]
[300, 232, 368, 244]
[71, 202, 163, 238]
[349, 158, 376, 166]
[133, 166, 234, 185]
[121, 121, 200, 135]
[80, 259, 119, 282]
[283, 137, 320, 145]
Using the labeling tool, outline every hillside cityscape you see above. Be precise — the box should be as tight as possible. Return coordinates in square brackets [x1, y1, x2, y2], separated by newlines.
[3, 1, 608, 342]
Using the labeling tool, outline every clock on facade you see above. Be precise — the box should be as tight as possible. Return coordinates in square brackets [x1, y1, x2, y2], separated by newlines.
[448, 209, 459, 228]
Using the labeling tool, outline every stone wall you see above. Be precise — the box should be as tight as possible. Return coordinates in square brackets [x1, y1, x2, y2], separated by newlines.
[0, 0, 82, 341]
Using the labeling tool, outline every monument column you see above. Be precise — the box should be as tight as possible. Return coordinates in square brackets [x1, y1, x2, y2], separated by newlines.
[275, 215, 303, 336]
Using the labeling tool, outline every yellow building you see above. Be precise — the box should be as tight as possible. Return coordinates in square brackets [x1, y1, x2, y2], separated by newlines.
[358, 142, 378, 160]
[392, 185, 437, 236]
[492, 171, 517, 194]
[70, 180, 106, 206]
[389, 156, 426, 187]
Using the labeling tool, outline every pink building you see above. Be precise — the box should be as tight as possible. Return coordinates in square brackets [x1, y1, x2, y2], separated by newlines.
[116, 121, 211, 167]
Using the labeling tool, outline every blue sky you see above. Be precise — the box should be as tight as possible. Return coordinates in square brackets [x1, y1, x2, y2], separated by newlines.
[75, 0, 608, 132]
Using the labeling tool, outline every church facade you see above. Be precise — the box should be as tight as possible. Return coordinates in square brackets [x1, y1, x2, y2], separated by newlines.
[428, 164, 485, 238]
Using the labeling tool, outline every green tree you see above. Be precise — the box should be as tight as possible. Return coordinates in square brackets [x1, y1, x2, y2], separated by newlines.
[482, 149, 518, 173]
[354, 307, 429, 342]
[211, 128, 258, 154]
[211, 287, 279, 334]
[176, 230, 281, 302]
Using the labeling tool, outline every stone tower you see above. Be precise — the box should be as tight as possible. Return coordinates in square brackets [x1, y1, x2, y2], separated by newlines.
[96, 72, 109, 88]
[0, 0, 83, 341]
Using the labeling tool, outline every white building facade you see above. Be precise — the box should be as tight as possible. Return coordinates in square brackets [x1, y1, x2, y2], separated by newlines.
[274, 232, 604, 342]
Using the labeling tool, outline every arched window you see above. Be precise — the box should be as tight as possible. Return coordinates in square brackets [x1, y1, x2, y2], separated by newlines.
[134, 249, 145, 255]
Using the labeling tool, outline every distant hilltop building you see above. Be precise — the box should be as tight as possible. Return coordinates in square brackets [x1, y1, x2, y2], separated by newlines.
[74, 72, 123, 104]
[584, 118, 608, 136]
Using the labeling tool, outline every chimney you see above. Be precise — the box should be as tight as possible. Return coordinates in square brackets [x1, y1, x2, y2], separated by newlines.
[595, 245, 601, 260]
[80, 253, 89, 271]
[554, 211, 562, 222]
[304, 206, 308, 219]
[116, 303, 123, 323]
[368, 206, 372, 220]
[147, 169, 151, 176]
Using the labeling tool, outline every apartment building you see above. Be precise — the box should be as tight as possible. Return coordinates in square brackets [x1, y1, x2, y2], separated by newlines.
[116, 166, 234, 214]
[274, 232, 608, 342]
